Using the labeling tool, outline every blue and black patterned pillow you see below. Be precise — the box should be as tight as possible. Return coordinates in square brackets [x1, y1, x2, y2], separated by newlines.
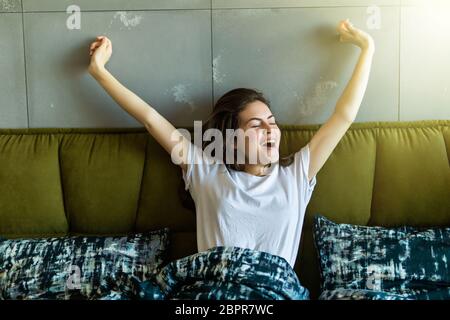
[313, 215, 450, 300]
[0, 228, 169, 300]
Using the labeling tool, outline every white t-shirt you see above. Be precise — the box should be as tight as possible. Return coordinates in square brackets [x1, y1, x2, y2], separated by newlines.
[182, 142, 317, 268]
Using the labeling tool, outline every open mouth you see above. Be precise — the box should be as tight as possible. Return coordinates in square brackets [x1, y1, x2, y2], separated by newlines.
[262, 139, 276, 148]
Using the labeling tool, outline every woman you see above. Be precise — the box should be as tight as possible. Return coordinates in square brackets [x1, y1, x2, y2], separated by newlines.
[88, 19, 374, 270]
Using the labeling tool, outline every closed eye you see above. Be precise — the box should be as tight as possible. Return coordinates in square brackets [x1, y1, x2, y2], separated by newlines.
[250, 122, 277, 128]
[249, 122, 261, 128]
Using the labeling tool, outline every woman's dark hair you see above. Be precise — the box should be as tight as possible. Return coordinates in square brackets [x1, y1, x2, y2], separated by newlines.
[179, 88, 294, 211]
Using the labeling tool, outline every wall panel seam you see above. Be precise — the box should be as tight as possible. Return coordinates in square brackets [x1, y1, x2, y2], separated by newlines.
[20, 0, 29, 128]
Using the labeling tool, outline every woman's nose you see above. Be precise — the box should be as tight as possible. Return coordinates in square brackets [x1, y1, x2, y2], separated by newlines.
[262, 121, 272, 132]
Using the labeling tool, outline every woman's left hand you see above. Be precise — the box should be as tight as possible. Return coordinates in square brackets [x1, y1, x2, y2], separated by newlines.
[337, 19, 375, 51]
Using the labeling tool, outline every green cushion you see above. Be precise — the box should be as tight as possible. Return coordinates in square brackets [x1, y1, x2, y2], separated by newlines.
[59, 133, 147, 234]
[0, 134, 67, 236]
[135, 136, 196, 233]
[370, 126, 450, 227]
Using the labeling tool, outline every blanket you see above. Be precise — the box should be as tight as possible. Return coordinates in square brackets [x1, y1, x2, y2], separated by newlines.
[97, 246, 309, 300]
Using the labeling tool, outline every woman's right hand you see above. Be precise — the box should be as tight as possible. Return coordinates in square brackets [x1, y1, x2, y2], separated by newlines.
[88, 36, 112, 76]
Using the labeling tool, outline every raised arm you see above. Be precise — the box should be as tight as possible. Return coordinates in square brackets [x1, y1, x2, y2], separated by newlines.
[88, 36, 190, 170]
[307, 19, 375, 181]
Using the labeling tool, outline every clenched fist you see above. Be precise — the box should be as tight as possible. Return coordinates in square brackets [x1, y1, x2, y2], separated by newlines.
[337, 19, 374, 51]
[88, 36, 112, 76]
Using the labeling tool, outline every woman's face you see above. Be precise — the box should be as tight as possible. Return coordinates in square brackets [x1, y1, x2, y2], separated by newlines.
[236, 100, 281, 165]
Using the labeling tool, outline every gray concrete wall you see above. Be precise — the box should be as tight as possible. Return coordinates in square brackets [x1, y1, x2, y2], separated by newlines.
[0, 0, 449, 128]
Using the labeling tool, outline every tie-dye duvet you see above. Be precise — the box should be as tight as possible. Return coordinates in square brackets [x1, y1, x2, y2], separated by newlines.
[98, 246, 309, 300]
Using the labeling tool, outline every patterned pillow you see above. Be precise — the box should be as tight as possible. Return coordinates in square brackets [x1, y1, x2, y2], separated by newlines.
[313, 215, 450, 300]
[0, 228, 169, 300]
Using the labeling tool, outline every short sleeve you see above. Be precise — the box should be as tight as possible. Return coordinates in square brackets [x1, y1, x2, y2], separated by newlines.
[182, 142, 216, 191]
[293, 143, 317, 201]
